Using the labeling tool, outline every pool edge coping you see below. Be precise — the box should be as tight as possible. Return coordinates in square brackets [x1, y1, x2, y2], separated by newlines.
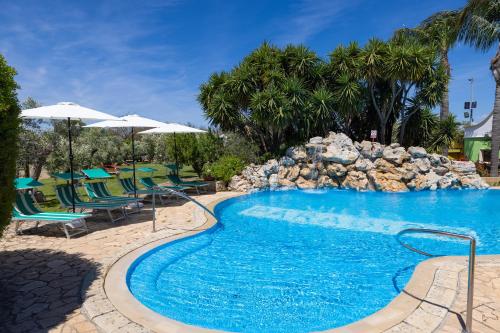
[84, 193, 500, 333]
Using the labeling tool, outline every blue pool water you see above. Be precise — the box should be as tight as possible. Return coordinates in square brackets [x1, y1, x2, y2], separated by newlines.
[127, 189, 500, 333]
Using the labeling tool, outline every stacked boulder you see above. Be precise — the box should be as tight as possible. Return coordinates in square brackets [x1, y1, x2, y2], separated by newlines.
[228, 132, 489, 192]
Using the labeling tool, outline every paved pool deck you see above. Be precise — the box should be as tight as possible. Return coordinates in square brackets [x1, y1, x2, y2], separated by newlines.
[0, 191, 498, 333]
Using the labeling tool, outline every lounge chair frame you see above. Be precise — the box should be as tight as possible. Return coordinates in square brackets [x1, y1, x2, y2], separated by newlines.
[166, 175, 209, 194]
[55, 185, 127, 223]
[84, 182, 142, 213]
[13, 192, 89, 239]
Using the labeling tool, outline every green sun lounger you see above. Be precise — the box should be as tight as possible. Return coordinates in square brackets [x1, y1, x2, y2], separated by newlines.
[82, 168, 113, 179]
[166, 175, 208, 194]
[84, 182, 142, 213]
[55, 185, 127, 223]
[139, 177, 188, 192]
[122, 177, 182, 204]
[13, 192, 89, 239]
[119, 177, 154, 195]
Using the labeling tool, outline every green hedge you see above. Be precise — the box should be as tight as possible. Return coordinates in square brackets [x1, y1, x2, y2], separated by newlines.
[0, 54, 20, 235]
[203, 155, 245, 183]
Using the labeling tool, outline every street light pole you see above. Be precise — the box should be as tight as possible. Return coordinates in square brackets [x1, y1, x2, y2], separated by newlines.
[468, 78, 474, 124]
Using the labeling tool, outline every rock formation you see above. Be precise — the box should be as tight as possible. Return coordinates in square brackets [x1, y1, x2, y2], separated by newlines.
[228, 132, 489, 192]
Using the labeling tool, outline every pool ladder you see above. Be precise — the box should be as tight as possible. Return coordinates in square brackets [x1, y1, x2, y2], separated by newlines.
[396, 228, 476, 333]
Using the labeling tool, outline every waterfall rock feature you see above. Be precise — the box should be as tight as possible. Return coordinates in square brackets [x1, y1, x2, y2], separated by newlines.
[228, 132, 489, 192]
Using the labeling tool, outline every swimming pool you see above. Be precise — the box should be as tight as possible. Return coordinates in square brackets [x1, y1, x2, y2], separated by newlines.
[127, 189, 500, 333]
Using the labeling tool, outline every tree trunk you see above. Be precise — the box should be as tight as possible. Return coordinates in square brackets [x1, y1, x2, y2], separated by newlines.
[24, 161, 30, 178]
[31, 159, 46, 180]
[441, 50, 451, 156]
[489, 46, 500, 176]
[399, 121, 406, 146]
[379, 120, 387, 145]
[440, 51, 451, 120]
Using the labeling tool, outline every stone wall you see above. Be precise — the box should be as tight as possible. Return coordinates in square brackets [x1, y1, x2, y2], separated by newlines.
[229, 132, 489, 192]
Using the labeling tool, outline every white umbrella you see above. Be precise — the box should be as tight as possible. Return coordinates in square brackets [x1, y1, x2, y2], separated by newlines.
[21, 102, 120, 211]
[84, 115, 169, 197]
[21, 102, 121, 121]
[138, 124, 206, 176]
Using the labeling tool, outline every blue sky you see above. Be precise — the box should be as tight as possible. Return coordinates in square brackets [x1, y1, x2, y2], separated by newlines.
[0, 0, 496, 126]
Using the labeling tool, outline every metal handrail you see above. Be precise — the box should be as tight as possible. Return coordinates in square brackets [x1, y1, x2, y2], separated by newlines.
[164, 188, 217, 220]
[150, 187, 218, 232]
[396, 228, 476, 333]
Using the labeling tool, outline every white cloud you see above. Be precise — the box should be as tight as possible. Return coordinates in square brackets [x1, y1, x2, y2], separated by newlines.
[275, 0, 361, 44]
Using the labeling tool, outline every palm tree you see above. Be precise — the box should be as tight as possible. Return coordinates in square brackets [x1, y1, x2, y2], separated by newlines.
[420, 11, 461, 119]
[394, 11, 459, 154]
[420, 11, 461, 156]
[459, 0, 500, 175]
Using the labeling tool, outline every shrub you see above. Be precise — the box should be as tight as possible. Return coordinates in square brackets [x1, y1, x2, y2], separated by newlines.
[204, 156, 245, 183]
[222, 132, 259, 163]
[0, 54, 21, 235]
[165, 131, 223, 177]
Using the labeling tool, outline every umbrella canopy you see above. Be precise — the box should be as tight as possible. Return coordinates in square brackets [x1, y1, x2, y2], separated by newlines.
[138, 124, 207, 176]
[21, 102, 119, 211]
[138, 123, 206, 134]
[21, 102, 120, 121]
[84, 115, 169, 197]
[15, 177, 44, 190]
[83, 114, 167, 128]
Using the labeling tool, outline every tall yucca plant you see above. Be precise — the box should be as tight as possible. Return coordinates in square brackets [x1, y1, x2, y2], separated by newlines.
[199, 42, 332, 154]
[359, 38, 443, 144]
[328, 42, 364, 136]
[459, 0, 500, 175]
[428, 115, 460, 153]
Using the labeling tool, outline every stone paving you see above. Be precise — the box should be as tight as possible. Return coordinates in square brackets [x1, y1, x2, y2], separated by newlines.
[0, 191, 499, 333]
[0, 192, 235, 333]
[384, 256, 500, 333]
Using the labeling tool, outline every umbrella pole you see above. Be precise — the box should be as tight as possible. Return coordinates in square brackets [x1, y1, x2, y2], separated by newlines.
[152, 186, 156, 232]
[67, 117, 76, 212]
[174, 132, 179, 176]
[131, 128, 137, 199]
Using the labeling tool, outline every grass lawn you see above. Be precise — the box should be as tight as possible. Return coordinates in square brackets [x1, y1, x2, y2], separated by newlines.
[35, 163, 199, 212]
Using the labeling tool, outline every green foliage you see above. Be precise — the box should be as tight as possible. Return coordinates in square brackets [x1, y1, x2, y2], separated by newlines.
[203, 155, 245, 183]
[358, 38, 446, 144]
[459, 0, 500, 52]
[428, 115, 460, 153]
[165, 132, 223, 177]
[0, 54, 21, 235]
[200, 39, 447, 149]
[199, 42, 337, 154]
[221, 132, 260, 163]
[75, 129, 129, 167]
[135, 134, 157, 161]
[399, 108, 439, 147]
[45, 127, 129, 172]
[18, 98, 56, 180]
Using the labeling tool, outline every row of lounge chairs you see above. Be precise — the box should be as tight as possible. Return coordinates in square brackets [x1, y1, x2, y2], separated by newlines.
[13, 192, 90, 239]
[12, 174, 209, 239]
